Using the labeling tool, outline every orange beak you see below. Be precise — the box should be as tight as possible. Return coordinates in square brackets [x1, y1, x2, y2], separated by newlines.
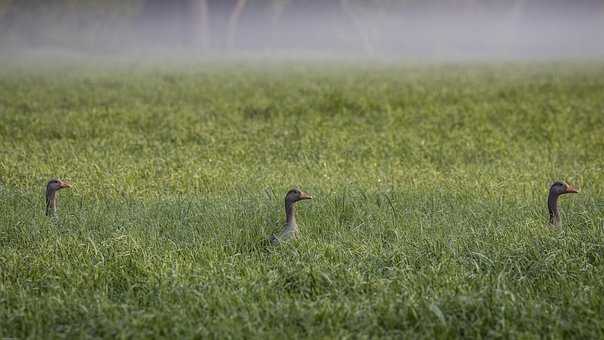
[60, 180, 72, 189]
[299, 191, 313, 200]
[565, 184, 578, 193]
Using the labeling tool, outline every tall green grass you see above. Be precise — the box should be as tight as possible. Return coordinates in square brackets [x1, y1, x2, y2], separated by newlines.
[1, 60, 603, 338]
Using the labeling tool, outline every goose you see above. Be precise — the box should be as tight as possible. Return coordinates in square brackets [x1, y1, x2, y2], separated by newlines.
[270, 187, 313, 245]
[46, 179, 71, 216]
[548, 181, 578, 227]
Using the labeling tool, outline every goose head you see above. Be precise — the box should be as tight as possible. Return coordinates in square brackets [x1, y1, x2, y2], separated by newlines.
[549, 181, 578, 196]
[285, 187, 313, 205]
[46, 179, 72, 193]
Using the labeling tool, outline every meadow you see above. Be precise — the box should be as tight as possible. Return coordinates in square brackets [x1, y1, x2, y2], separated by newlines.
[1, 59, 603, 338]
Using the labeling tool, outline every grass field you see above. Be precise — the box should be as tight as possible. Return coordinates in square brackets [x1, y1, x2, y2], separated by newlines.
[1, 60, 603, 338]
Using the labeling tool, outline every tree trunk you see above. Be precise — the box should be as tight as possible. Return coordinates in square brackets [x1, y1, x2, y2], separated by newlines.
[140, 0, 189, 46]
[226, 0, 247, 50]
[340, 0, 375, 56]
[189, 0, 210, 51]
[207, 0, 238, 49]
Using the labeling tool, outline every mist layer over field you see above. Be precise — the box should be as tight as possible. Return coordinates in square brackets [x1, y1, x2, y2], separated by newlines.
[1, 1, 604, 60]
[1, 61, 603, 338]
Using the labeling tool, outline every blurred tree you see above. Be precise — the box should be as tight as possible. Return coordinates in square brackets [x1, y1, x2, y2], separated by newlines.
[140, 0, 189, 46]
[188, 0, 209, 50]
[139, 0, 247, 50]
[227, 0, 247, 49]
[2, 0, 603, 55]
[340, 0, 375, 55]
[0, 0, 11, 18]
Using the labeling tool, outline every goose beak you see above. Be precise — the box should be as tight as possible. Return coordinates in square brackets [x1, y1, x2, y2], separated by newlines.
[565, 185, 578, 193]
[299, 191, 313, 200]
[60, 181, 72, 189]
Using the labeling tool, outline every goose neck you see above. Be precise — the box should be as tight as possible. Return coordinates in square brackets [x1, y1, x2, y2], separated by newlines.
[46, 190, 57, 216]
[548, 191, 560, 226]
[285, 200, 296, 226]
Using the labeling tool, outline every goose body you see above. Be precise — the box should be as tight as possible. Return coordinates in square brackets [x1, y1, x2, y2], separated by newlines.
[270, 187, 312, 245]
[270, 223, 299, 245]
[548, 181, 578, 227]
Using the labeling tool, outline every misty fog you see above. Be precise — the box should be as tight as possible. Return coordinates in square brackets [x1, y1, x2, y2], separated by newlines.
[0, 1, 603, 61]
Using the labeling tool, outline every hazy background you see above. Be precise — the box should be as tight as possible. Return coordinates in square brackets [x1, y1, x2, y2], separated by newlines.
[0, 0, 603, 60]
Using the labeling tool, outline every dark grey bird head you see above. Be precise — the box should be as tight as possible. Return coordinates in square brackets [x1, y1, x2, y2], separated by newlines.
[285, 187, 313, 204]
[46, 179, 72, 193]
[549, 181, 578, 196]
